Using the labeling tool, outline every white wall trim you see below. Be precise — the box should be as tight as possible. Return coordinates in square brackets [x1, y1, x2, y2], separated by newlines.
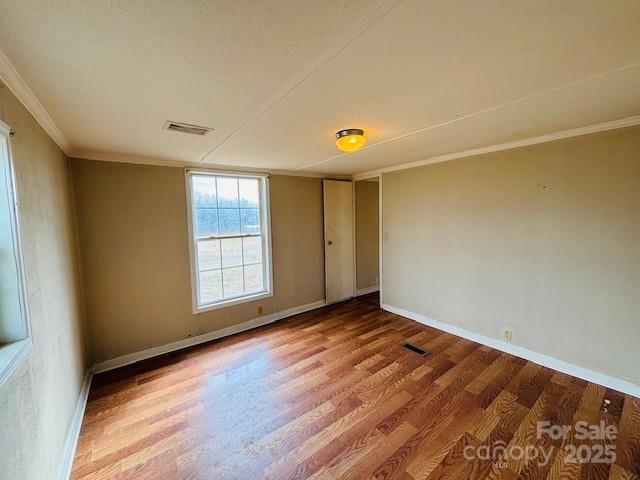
[91, 299, 327, 374]
[352, 114, 640, 180]
[0, 48, 72, 155]
[382, 303, 640, 398]
[355, 285, 380, 297]
[57, 370, 92, 480]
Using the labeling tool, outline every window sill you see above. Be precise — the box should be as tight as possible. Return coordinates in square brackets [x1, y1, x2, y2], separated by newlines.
[0, 339, 32, 389]
[194, 290, 274, 314]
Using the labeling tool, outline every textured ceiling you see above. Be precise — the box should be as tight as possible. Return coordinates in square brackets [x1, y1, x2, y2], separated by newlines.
[0, 0, 639, 175]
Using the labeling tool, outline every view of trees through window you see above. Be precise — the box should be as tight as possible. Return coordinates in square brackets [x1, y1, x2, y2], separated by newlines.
[190, 173, 269, 307]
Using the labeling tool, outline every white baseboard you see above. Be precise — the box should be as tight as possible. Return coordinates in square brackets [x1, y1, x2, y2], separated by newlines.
[91, 299, 327, 374]
[58, 370, 92, 480]
[382, 303, 640, 398]
[355, 285, 380, 297]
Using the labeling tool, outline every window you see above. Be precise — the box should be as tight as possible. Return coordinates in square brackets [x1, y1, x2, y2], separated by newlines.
[186, 170, 273, 312]
[0, 120, 31, 389]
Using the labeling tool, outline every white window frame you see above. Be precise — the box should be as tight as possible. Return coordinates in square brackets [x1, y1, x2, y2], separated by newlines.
[185, 169, 273, 313]
[0, 120, 32, 389]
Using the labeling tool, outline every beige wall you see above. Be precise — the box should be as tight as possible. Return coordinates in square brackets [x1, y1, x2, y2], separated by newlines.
[383, 125, 640, 385]
[355, 180, 379, 291]
[0, 82, 87, 479]
[71, 160, 325, 364]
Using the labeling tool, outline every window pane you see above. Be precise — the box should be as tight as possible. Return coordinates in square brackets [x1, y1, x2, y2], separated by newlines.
[217, 177, 239, 208]
[218, 209, 241, 236]
[244, 264, 264, 294]
[222, 267, 243, 298]
[195, 209, 218, 237]
[221, 238, 242, 267]
[240, 208, 260, 234]
[190, 174, 270, 309]
[239, 178, 259, 207]
[192, 176, 217, 207]
[0, 136, 27, 343]
[199, 269, 222, 303]
[242, 236, 262, 264]
[197, 239, 221, 270]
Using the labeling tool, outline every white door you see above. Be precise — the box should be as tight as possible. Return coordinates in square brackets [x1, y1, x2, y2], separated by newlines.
[323, 180, 355, 303]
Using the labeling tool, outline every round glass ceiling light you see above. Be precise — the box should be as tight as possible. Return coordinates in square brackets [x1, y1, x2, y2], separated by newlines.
[335, 129, 366, 152]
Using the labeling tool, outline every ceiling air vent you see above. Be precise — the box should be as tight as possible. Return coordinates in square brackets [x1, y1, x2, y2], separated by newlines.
[164, 121, 213, 136]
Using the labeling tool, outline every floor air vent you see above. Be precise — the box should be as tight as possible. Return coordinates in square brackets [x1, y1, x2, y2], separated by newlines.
[403, 343, 430, 356]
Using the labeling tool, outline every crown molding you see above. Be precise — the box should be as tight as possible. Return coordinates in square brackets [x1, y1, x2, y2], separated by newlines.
[352, 114, 640, 180]
[72, 148, 349, 180]
[3, 43, 637, 181]
[0, 48, 72, 154]
[0, 44, 343, 180]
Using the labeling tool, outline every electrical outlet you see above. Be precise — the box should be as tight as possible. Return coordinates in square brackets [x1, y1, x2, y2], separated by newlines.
[502, 328, 513, 342]
[257, 305, 264, 315]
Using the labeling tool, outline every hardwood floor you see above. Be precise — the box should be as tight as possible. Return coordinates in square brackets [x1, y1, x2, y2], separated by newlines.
[72, 295, 640, 479]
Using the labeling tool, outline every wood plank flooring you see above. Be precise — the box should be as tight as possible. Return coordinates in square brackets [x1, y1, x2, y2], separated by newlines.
[72, 294, 640, 479]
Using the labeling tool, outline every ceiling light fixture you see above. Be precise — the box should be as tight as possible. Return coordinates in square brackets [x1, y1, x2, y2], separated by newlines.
[335, 128, 365, 152]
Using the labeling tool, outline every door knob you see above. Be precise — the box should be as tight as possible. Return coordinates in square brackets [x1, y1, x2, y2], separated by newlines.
[327, 240, 333, 246]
